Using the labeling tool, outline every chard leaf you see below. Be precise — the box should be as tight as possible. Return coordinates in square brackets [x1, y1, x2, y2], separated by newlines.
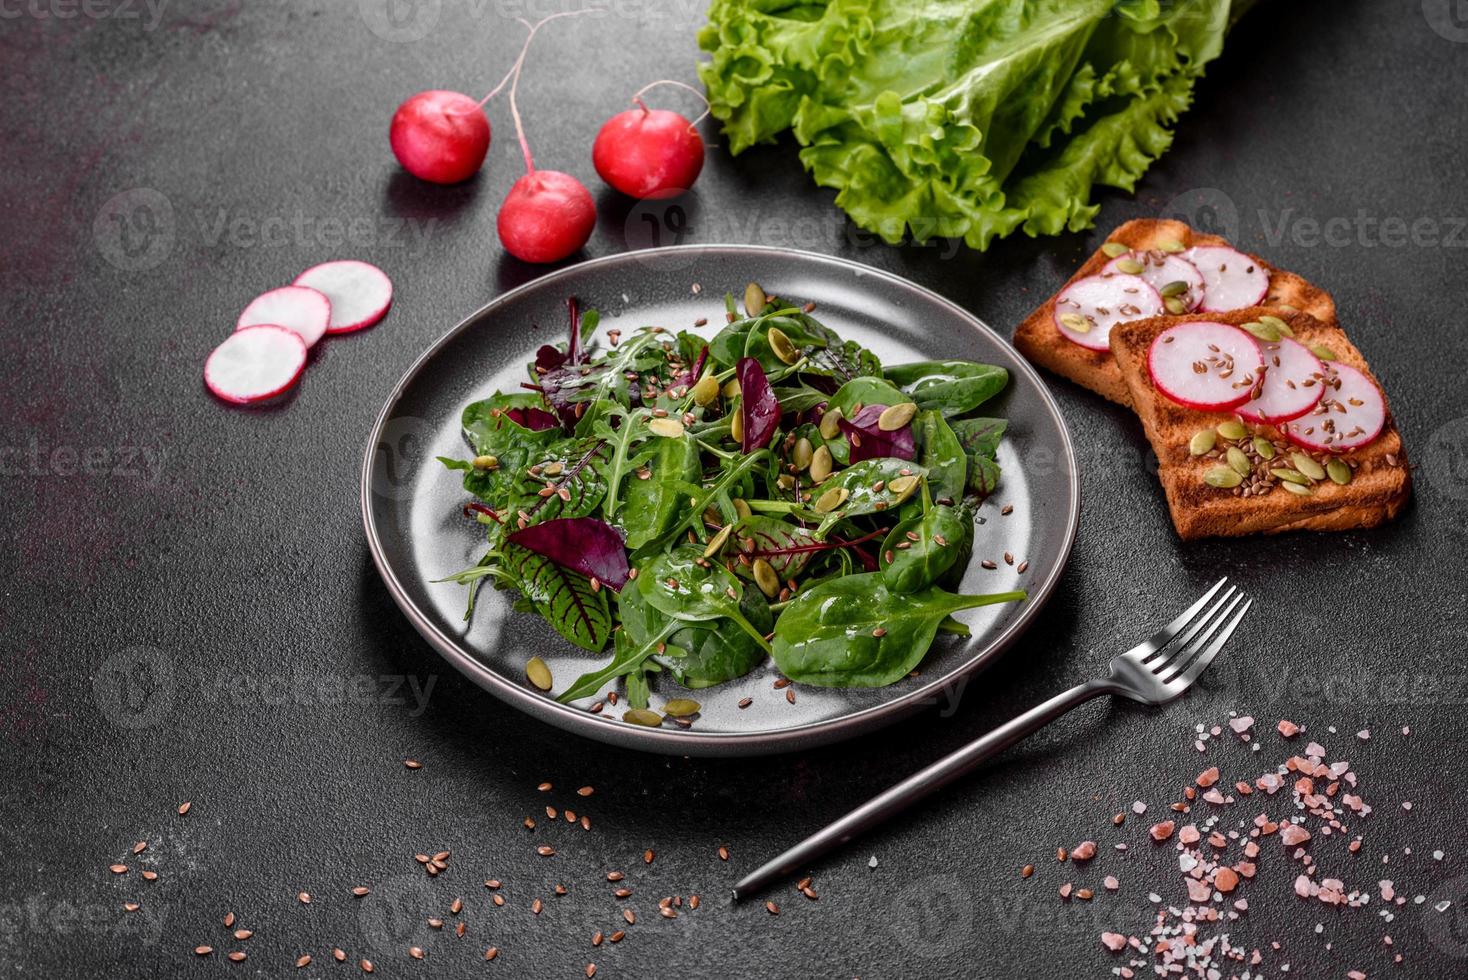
[501, 544, 612, 653]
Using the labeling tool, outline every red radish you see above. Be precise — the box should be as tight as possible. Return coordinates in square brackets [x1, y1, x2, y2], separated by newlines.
[390, 90, 491, 185]
[1281, 362, 1386, 452]
[1236, 337, 1325, 425]
[1052, 273, 1163, 351]
[1186, 245, 1269, 312]
[204, 325, 307, 404]
[235, 285, 331, 348]
[1102, 252, 1204, 312]
[293, 260, 393, 334]
[593, 81, 708, 199]
[1147, 321, 1264, 411]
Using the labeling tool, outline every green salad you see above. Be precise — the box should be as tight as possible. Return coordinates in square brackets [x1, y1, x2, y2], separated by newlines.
[438, 286, 1024, 723]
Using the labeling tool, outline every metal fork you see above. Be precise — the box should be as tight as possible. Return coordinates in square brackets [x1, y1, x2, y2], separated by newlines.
[731, 577, 1251, 900]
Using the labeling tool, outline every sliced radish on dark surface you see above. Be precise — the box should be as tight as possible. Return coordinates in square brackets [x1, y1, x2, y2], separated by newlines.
[204, 325, 307, 404]
[1186, 245, 1269, 312]
[1147, 321, 1264, 411]
[1282, 362, 1386, 452]
[1103, 252, 1204, 312]
[1237, 338, 1325, 425]
[235, 285, 331, 348]
[293, 260, 393, 334]
[1051, 273, 1163, 351]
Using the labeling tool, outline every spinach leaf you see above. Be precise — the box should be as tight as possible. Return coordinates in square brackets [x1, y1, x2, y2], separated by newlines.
[827, 376, 907, 418]
[949, 417, 1007, 459]
[500, 544, 613, 652]
[884, 361, 1008, 416]
[462, 393, 561, 456]
[816, 458, 928, 520]
[512, 438, 611, 525]
[914, 410, 967, 505]
[880, 504, 970, 593]
[621, 431, 700, 548]
[654, 587, 772, 688]
[771, 385, 828, 415]
[633, 449, 770, 557]
[771, 574, 1025, 687]
[637, 547, 772, 654]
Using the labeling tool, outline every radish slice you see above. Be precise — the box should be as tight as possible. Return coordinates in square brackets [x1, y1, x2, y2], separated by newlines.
[204, 325, 308, 404]
[1147, 321, 1264, 411]
[235, 285, 331, 348]
[1282, 363, 1386, 452]
[293, 260, 393, 334]
[1052, 273, 1164, 351]
[1186, 246, 1269, 312]
[1237, 338, 1325, 425]
[1102, 252, 1204, 312]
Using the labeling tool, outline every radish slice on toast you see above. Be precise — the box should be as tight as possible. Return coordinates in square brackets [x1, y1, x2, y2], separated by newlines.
[1052, 273, 1163, 351]
[1281, 362, 1385, 452]
[1186, 246, 1269, 312]
[1103, 252, 1204, 312]
[1237, 338, 1326, 425]
[1148, 321, 1264, 411]
[293, 260, 393, 334]
[205, 325, 307, 404]
[235, 285, 331, 347]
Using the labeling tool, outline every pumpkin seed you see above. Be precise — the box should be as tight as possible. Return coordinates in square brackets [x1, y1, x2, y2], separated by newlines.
[744, 282, 767, 316]
[1241, 320, 1280, 343]
[1259, 314, 1293, 338]
[1204, 466, 1243, 489]
[1326, 458, 1352, 485]
[1159, 280, 1190, 298]
[814, 486, 849, 514]
[729, 409, 744, 444]
[1281, 480, 1314, 497]
[1101, 241, 1130, 258]
[877, 402, 917, 431]
[732, 498, 752, 519]
[1216, 419, 1247, 441]
[623, 709, 663, 727]
[1164, 297, 1187, 315]
[703, 525, 733, 558]
[1157, 239, 1187, 254]
[792, 437, 814, 471]
[662, 699, 701, 718]
[752, 558, 781, 598]
[1291, 452, 1326, 481]
[886, 475, 919, 499]
[809, 445, 833, 483]
[525, 657, 552, 692]
[1058, 313, 1090, 333]
[472, 455, 499, 471]
[768, 327, 799, 365]
[1226, 446, 1252, 476]
[722, 378, 741, 399]
[1270, 467, 1310, 486]
[775, 474, 795, 491]
[1114, 257, 1144, 275]
[1189, 429, 1217, 456]
[691, 374, 719, 406]
[1309, 344, 1336, 361]
[818, 407, 843, 440]
[1253, 436, 1276, 460]
[648, 417, 686, 439]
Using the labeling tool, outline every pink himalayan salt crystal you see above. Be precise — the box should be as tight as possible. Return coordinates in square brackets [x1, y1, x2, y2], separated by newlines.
[1202, 789, 1226, 804]
[1229, 715, 1254, 734]
[1196, 766, 1220, 788]
[1100, 932, 1127, 952]
[1294, 874, 1315, 898]
[1277, 719, 1300, 737]
[1357, 729, 1371, 740]
[1149, 820, 1176, 841]
[1257, 773, 1283, 794]
[1186, 878, 1213, 903]
[1104, 875, 1120, 891]
[1131, 800, 1147, 814]
[1179, 824, 1202, 845]
[1306, 741, 1327, 758]
[1280, 824, 1312, 846]
[1071, 840, 1096, 861]
[1059, 882, 1073, 899]
[1379, 880, 1395, 901]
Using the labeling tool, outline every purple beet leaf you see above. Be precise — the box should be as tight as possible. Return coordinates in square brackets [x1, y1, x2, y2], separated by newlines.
[839, 404, 915, 462]
[736, 357, 780, 452]
[505, 405, 559, 431]
[506, 517, 629, 592]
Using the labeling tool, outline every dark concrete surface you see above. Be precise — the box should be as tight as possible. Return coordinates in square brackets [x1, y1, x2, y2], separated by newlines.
[2, 1, 1467, 977]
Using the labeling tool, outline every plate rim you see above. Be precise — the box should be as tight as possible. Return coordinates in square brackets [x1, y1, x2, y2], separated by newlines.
[361, 243, 1080, 756]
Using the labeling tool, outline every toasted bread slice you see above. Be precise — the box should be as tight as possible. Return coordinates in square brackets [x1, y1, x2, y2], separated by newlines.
[1109, 308, 1410, 540]
[1013, 219, 1337, 407]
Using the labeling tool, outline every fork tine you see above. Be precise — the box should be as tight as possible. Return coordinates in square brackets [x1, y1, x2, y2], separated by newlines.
[1161, 592, 1245, 683]
[1168, 597, 1251, 689]
[1146, 576, 1227, 650]
[1142, 583, 1235, 667]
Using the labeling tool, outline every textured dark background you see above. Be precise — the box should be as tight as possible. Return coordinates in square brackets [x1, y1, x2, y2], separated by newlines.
[3, 1, 1468, 977]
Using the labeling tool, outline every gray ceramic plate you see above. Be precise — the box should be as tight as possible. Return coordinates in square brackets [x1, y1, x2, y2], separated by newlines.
[362, 245, 1078, 756]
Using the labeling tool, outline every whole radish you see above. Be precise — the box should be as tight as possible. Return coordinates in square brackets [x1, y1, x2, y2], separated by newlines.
[390, 90, 491, 185]
[594, 81, 708, 200]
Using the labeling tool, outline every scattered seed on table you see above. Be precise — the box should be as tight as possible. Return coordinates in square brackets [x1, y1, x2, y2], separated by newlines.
[537, 846, 556, 857]
[353, 887, 370, 897]
[409, 947, 424, 960]
[581, 815, 592, 831]
[586, 965, 597, 978]
[132, 841, 146, 855]
[786, 688, 796, 705]
[610, 930, 625, 943]
[531, 899, 543, 915]
[718, 846, 730, 861]
[234, 930, 252, 941]
[738, 698, 752, 709]
[690, 895, 700, 909]
[554, 885, 567, 896]
[538, 782, 552, 792]
[577, 786, 594, 797]
[141, 871, 158, 881]
[227, 951, 246, 962]
[485, 947, 499, 960]
[194, 946, 213, 956]
[298, 892, 311, 904]
[450, 898, 463, 914]
[177, 802, 192, 816]
[1022, 865, 1034, 878]
[623, 909, 636, 925]
[615, 888, 631, 898]
[333, 949, 346, 962]
[765, 901, 780, 915]
[644, 849, 655, 864]
[122, 902, 140, 912]
[492, 894, 505, 907]
[592, 931, 603, 947]
[224, 913, 236, 927]
[296, 954, 312, 968]
[660, 907, 677, 919]
[546, 805, 559, 819]
[109, 864, 128, 874]
[361, 959, 374, 973]
[404, 759, 422, 769]
[456, 922, 466, 937]
[607, 871, 624, 882]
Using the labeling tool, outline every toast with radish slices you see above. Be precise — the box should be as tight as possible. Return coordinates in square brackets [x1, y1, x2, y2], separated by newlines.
[1108, 308, 1410, 539]
[1013, 219, 1337, 406]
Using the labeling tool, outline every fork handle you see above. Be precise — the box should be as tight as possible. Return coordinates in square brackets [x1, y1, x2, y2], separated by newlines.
[731, 677, 1117, 900]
